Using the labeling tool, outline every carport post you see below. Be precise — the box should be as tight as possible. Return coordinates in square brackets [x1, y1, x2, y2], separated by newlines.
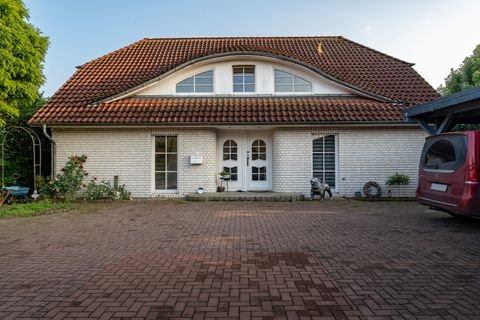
[435, 114, 455, 134]
[414, 118, 435, 135]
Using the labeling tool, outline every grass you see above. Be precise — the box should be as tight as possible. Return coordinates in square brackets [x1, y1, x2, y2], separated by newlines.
[0, 200, 73, 218]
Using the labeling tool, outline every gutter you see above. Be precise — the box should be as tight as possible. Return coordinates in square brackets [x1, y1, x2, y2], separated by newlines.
[31, 121, 420, 129]
[42, 124, 56, 177]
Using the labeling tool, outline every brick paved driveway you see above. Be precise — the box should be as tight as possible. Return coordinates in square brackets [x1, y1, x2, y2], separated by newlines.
[1, 200, 480, 320]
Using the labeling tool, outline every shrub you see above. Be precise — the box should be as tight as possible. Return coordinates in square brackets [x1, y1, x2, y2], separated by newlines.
[58, 155, 88, 201]
[39, 176, 61, 199]
[41, 155, 88, 202]
[114, 184, 131, 200]
[83, 179, 131, 201]
[35, 175, 46, 192]
[386, 173, 410, 186]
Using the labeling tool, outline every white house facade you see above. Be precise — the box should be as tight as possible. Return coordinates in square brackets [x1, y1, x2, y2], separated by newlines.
[30, 37, 439, 198]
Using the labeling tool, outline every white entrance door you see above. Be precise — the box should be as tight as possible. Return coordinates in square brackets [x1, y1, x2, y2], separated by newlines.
[247, 134, 270, 191]
[218, 132, 272, 191]
[218, 134, 244, 191]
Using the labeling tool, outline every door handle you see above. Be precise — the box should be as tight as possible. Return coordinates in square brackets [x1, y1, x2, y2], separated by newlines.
[246, 151, 250, 166]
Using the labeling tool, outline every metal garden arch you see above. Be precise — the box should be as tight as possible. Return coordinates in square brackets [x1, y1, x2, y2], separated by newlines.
[0, 126, 42, 195]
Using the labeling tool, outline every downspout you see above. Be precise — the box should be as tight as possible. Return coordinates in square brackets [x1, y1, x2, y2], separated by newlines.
[42, 124, 56, 178]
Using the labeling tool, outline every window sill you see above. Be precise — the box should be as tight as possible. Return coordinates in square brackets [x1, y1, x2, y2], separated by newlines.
[274, 92, 314, 95]
[153, 190, 178, 193]
[174, 92, 215, 96]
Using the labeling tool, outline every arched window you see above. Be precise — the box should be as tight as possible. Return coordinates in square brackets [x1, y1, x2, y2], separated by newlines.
[274, 69, 312, 93]
[176, 70, 214, 93]
[312, 135, 336, 188]
[223, 140, 238, 161]
[251, 139, 266, 160]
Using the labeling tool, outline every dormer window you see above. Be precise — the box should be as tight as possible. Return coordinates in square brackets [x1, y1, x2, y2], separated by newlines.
[274, 69, 312, 93]
[233, 66, 255, 93]
[176, 70, 214, 93]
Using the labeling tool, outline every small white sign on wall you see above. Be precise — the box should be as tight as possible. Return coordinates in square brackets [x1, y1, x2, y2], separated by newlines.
[190, 155, 204, 165]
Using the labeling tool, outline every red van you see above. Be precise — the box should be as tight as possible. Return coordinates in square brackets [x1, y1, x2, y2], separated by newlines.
[417, 131, 480, 217]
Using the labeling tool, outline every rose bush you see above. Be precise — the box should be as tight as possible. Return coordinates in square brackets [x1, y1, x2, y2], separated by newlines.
[41, 155, 88, 202]
[83, 179, 131, 201]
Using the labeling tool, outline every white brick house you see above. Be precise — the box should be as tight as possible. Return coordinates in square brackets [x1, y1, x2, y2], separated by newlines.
[30, 37, 439, 197]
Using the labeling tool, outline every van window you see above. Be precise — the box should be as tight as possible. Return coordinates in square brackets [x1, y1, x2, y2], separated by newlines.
[422, 136, 467, 171]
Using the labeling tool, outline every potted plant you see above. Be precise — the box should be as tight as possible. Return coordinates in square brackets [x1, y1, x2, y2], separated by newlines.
[217, 170, 231, 192]
[386, 173, 410, 197]
[219, 170, 231, 180]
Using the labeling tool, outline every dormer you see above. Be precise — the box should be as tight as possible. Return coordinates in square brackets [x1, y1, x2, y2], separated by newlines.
[136, 55, 352, 97]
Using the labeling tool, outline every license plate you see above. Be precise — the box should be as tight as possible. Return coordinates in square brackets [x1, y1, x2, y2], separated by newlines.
[431, 183, 448, 192]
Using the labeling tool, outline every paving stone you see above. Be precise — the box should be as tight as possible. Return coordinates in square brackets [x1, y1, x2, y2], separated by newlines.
[185, 192, 305, 202]
[0, 200, 479, 319]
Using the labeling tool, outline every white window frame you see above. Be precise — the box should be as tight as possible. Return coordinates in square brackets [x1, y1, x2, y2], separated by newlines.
[223, 139, 238, 161]
[274, 69, 313, 94]
[312, 134, 339, 192]
[153, 135, 178, 193]
[232, 65, 256, 94]
[175, 70, 215, 95]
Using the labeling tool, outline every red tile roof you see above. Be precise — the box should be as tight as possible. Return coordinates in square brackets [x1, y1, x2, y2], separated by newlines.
[30, 36, 439, 125]
[31, 96, 406, 124]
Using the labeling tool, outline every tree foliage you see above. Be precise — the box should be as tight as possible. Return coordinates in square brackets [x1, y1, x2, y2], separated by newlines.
[438, 44, 480, 96]
[2, 96, 51, 187]
[437, 44, 480, 131]
[0, 0, 48, 125]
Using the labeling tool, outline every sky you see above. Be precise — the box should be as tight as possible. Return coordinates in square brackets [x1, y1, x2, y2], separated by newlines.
[24, 0, 480, 97]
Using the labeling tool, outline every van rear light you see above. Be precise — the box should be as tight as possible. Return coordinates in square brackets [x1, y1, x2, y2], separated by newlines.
[465, 164, 480, 184]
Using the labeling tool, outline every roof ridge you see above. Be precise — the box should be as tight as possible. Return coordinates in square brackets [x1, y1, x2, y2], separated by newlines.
[338, 36, 414, 66]
[102, 36, 413, 66]
[142, 36, 343, 41]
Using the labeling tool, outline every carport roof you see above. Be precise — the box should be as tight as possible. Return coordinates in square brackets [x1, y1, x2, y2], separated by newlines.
[405, 86, 480, 134]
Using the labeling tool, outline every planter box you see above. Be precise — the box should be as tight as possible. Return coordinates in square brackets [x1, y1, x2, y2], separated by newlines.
[387, 185, 411, 198]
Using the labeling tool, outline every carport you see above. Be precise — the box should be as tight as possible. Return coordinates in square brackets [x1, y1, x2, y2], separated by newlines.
[405, 86, 480, 135]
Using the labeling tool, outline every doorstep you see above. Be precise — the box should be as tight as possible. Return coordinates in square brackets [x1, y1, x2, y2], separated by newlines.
[185, 192, 305, 202]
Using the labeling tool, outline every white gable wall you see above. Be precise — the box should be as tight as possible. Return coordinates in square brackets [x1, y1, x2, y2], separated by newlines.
[136, 56, 352, 96]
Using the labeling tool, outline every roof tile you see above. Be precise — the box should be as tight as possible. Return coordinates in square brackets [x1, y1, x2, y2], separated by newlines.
[30, 96, 405, 125]
[30, 36, 439, 125]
